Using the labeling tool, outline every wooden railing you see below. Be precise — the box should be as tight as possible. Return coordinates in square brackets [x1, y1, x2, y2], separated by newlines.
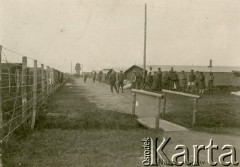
[162, 89, 201, 126]
[131, 89, 164, 129]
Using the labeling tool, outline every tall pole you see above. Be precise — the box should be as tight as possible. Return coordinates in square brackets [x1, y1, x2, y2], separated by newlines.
[143, 3, 147, 80]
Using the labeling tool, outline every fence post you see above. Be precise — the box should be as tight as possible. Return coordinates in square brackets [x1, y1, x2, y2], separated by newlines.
[46, 66, 50, 96]
[192, 98, 198, 126]
[155, 97, 161, 129]
[8, 68, 11, 94]
[0, 45, 4, 167]
[41, 64, 45, 102]
[21, 56, 27, 125]
[132, 92, 136, 115]
[163, 92, 167, 116]
[50, 67, 53, 93]
[52, 68, 55, 92]
[16, 69, 20, 91]
[31, 60, 37, 130]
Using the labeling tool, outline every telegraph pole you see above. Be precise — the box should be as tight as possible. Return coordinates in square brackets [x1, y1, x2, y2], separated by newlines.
[143, 3, 147, 80]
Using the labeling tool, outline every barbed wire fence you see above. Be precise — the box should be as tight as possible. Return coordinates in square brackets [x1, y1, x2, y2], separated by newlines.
[0, 45, 69, 166]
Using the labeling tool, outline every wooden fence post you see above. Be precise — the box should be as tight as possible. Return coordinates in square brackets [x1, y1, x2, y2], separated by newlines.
[46, 66, 50, 96]
[155, 97, 161, 129]
[0, 45, 4, 167]
[163, 92, 167, 116]
[50, 67, 53, 93]
[41, 64, 45, 102]
[21, 56, 27, 125]
[8, 68, 11, 94]
[52, 68, 55, 92]
[16, 69, 20, 91]
[132, 92, 136, 115]
[31, 60, 37, 130]
[192, 98, 198, 126]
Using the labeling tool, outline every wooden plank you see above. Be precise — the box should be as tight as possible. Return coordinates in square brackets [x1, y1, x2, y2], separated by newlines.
[132, 89, 163, 98]
[192, 98, 198, 126]
[138, 117, 189, 132]
[155, 97, 161, 129]
[162, 89, 201, 99]
[31, 60, 37, 130]
[163, 92, 167, 116]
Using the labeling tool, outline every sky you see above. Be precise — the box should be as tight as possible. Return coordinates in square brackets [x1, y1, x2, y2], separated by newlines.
[1, 0, 240, 72]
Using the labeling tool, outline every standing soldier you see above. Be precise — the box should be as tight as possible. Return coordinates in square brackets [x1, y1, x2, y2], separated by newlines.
[157, 68, 162, 91]
[131, 71, 137, 89]
[187, 70, 195, 92]
[169, 67, 174, 89]
[172, 71, 179, 90]
[195, 71, 200, 93]
[208, 72, 214, 95]
[93, 72, 97, 83]
[146, 71, 153, 91]
[109, 71, 118, 93]
[136, 72, 143, 89]
[180, 71, 187, 92]
[162, 71, 169, 90]
[83, 73, 88, 83]
[75, 63, 81, 78]
[117, 70, 124, 93]
[98, 71, 103, 83]
[199, 72, 205, 95]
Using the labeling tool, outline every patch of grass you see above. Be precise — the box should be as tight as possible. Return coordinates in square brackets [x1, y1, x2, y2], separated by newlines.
[163, 91, 240, 134]
[36, 111, 141, 130]
[4, 129, 161, 167]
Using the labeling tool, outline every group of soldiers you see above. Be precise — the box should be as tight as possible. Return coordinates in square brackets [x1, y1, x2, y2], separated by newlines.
[83, 70, 125, 94]
[83, 67, 215, 95]
[130, 67, 214, 95]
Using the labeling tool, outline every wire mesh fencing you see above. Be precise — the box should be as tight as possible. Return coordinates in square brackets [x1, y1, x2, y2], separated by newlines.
[0, 45, 69, 144]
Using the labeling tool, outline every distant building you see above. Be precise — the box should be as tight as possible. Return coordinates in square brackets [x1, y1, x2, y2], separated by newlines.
[124, 65, 240, 86]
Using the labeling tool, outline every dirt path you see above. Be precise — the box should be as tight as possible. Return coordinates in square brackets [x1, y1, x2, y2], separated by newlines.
[75, 78, 240, 164]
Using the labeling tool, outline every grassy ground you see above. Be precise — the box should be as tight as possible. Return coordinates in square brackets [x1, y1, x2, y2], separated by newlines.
[3, 80, 162, 167]
[162, 89, 240, 136]
[3, 79, 240, 166]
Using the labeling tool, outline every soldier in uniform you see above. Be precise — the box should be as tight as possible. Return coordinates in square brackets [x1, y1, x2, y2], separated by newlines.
[172, 71, 179, 90]
[93, 72, 97, 83]
[130, 71, 137, 89]
[136, 72, 143, 89]
[157, 68, 162, 91]
[187, 70, 195, 92]
[195, 71, 200, 93]
[117, 70, 124, 93]
[162, 71, 169, 90]
[145, 71, 153, 91]
[208, 72, 214, 95]
[199, 72, 205, 95]
[109, 71, 118, 93]
[98, 71, 103, 83]
[84, 73, 88, 83]
[168, 67, 174, 89]
[180, 71, 187, 92]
